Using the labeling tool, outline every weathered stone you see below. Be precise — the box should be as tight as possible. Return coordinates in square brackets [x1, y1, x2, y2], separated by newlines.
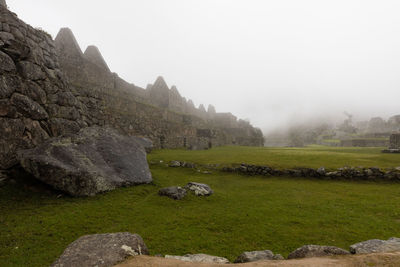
[0, 99, 17, 117]
[2, 39, 30, 60]
[0, 50, 15, 72]
[51, 233, 148, 267]
[159, 186, 187, 200]
[234, 250, 276, 263]
[0, 31, 14, 44]
[23, 118, 49, 145]
[134, 137, 153, 153]
[16, 81, 47, 104]
[350, 237, 400, 254]
[17, 61, 45, 80]
[48, 118, 80, 136]
[10, 26, 24, 41]
[0, 74, 21, 98]
[317, 167, 326, 176]
[273, 254, 284, 260]
[169, 160, 181, 167]
[185, 182, 213, 196]
[0, 117, 24, 139]
[288, 245, 349, 259]
[165, 254, 229, 264]
[18, 127, 153, 196]
[11, 93, 48, 120]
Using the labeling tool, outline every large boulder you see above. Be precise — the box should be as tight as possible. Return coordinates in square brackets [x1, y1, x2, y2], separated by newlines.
[52, 232, 148, 267]
[234, 250, 283, 263]
[165, 254, 229, 264]
[18, 127, 152, 196]
[350, 237, 400, 254]
[158, 186, 187, 200]
[288, 245, 349, 259]
[185, 182, 213, 196]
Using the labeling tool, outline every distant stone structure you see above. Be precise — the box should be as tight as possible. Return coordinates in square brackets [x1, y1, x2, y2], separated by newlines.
[0, 6, 264, 169]
[0, 0, 6, 8]
[389, 134, 400, 149]
[382, 133, 400, 153]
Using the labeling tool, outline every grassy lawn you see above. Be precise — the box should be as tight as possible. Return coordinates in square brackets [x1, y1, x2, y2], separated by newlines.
[149, 145, 400, 169]
[1, 146, 400, 266]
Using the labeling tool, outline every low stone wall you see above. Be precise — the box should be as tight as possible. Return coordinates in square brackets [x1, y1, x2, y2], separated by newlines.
[161, 161, 400, 182]
[340, 139, 389, 147]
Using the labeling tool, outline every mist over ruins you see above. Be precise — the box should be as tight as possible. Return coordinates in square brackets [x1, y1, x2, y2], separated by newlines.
[1, 1, 400, 266]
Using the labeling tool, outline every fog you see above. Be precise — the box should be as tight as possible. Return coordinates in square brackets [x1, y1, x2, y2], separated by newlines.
[8, 0, 400, 133]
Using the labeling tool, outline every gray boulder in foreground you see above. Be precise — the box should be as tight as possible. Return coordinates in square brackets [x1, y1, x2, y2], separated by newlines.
[234, 250, 283, 263]
[350, 237, 400, 254]
[288, 245, 349, 259]
[51, 232, 148, 267]
[159, 186, 187, 200]
[165, 254, 229, 264]
[18, 127, 152, 196]
[185, 182, 213, 196]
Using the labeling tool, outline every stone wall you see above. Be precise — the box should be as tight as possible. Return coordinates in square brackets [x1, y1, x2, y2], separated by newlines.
[389, 134, 400, 149]
[340, 139, 389, 147]
[0, 5, 264, 169]
[0, 6, 88, 169]
[54, 26, 264, 150]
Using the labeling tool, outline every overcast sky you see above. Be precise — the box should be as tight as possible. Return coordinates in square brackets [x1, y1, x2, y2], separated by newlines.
[7, 0, 400, 132]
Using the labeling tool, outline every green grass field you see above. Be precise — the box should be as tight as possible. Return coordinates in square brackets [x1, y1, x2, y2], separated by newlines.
[149, 145, 400, 169]
[1, 146, 400, 266]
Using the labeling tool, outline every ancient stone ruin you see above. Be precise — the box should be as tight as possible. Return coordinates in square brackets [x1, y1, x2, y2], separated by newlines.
[0, 4, 264, 170]
[382, 133, 400, 153]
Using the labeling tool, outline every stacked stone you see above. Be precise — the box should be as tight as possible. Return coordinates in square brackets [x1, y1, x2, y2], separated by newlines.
[0, 7, 85, 169]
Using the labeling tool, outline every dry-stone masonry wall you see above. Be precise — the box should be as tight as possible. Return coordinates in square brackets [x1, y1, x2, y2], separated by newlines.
[0, 5, 263, 169]
[0, 6, 87, 169]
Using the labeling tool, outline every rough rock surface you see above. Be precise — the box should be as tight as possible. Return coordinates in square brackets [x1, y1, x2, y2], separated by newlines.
[18, 126, 152, 196]
[288, 245, 350, 259]
[350, 237, 400, 254]
[159, 186, 187, 200]
[185, 182, 213, 196]
[234, 250, 283, 263]
[165, 254, 229, 264]
[51, 232, 148, 267]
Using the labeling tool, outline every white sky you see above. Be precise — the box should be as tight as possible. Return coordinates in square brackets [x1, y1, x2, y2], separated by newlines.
[7, 0, 400, 132]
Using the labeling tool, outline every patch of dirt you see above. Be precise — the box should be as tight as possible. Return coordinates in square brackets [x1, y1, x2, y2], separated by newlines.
[115, 252, 400, 267]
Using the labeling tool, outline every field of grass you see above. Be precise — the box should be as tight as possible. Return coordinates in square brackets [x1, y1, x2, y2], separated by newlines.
[1, 146, 400, 266]
[149, 145, 400, 169]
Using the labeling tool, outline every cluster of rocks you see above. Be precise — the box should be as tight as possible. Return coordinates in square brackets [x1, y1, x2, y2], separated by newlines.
[52, 234, 400, 266]
[159, 182, 213, 200]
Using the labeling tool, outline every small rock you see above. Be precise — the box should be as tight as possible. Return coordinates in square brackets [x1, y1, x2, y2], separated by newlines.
[288, 245, 349, 259]
[350, 237, 400, 254]
[317, 167, 326, 176]
[158, 186, 187, 200]
[234, 250, 277, 263]
[51, 232, 149, 267]
[273, 254, 284, 260]
[165, 254, 229, 264]
[185, 182, 213, 196]
[169, 161, 181, 167]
